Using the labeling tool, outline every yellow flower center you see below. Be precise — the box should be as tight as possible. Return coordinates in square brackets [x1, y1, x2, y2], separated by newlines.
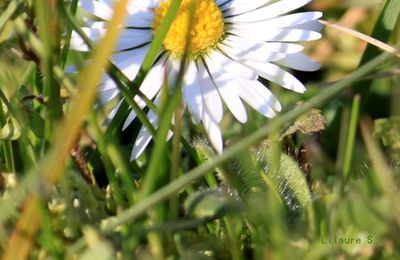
[153, 0, 225, 58]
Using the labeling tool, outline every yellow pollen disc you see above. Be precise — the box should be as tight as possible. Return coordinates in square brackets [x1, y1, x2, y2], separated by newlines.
[153, 0, 225, 58]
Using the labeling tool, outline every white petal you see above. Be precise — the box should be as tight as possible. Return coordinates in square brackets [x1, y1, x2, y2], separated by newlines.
[225, 36, 304, 54]
[105, 98, 124, 124]
[276, 53, 320, 71]
[217, 0, 230, 6]
[289, 20, 323, 32]
[230, 27, 321, 42]
[225, 0, 313, 23]
[79, 0, 112, 20]
[122, 57, 166, 130]
[210, 49, 257, 79]
[166, 58, 181, 89]
[70, 28, 102, 52]
[70, 31, 88, 52]
[237, 79, 281, 117]
[125, 8, 154, 28]
[275, 12, 322, 29]
[98, 76, 119, 103]
[262, 42, 304, 54]
[99, 74, 117, 92]
[123, 110, 138, 131]
[111, 45, 150, 80]
[244, 61, 306, 93]
[79, 0, 155, 25]
[130, 109, 158, 160]
[183, 61, 203, 124]
[202, 111, 223, 154]
[130, 92, 174, 160]
[115, 30, 152, 51]
[197, 62, 224, 123]
[100, 0, 114, 8]
[229, 12, 322, 31]
[135, 56, 167, 100]
[128, 0, 160, 8]
[222, 0, 273, 14]
[219, 42, 285, 63]
[71, 27, 152, 52]
[205, 55, 247, 123]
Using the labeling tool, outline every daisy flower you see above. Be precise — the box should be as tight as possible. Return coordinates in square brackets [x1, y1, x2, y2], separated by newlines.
[71, 0, 322, 160]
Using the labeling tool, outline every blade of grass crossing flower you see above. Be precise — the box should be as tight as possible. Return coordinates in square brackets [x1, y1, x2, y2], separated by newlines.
[137, 2, 192, 251]
[140, 0, 191, 199]
[106, 0, 183, 135]
[2, 1, 130, 259]
[100, 49, 397, 232]
[137, 64, 185, 259]
[140, 0, 182, 72]
[167, 2, 202, 238]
